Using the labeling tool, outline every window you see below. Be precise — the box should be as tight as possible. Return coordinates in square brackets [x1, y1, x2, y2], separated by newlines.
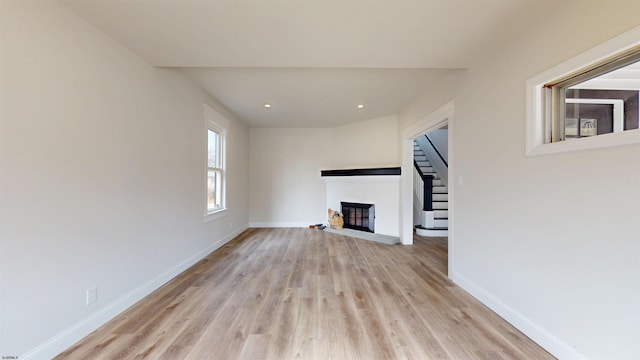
[208, 128, 223, 210]
[526, 27, 640, 155]
[547, 50, 639, 142]
[204, 104, 229, 222]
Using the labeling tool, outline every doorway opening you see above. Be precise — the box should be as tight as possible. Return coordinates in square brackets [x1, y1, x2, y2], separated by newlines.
[400, 100, 454, 277]
[413, 124, 449, 236]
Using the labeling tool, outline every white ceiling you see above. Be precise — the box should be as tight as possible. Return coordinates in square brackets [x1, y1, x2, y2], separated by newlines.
[181, 67, 461, 127]
[60, 0, 546, 127]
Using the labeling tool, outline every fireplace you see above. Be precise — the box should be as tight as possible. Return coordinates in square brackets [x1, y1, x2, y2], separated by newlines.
[341, 202, 375, 233]
[323, 167, 399, 237]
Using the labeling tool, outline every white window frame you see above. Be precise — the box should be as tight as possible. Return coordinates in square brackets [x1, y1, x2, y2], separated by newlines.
[526, 26, 640, 156]
[204, 103, 229, 223]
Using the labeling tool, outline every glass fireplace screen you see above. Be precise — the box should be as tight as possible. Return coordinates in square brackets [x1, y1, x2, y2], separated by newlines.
[340, 202, 375, 233]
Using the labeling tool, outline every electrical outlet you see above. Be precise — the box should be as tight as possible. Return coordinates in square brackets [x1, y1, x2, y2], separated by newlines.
[86, 286, 97, 306]
[297, 212, 302, 219]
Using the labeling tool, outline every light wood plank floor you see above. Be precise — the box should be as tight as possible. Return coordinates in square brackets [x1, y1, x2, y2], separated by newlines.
[55, 228, 554, 359]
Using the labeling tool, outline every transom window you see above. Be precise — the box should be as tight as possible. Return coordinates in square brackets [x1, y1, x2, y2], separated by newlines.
[545, 49, 639, 143]
[526, 27, 640, 156]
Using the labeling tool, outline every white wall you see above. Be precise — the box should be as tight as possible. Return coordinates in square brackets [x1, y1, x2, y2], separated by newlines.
[398, 71, 467, 131]
[427, 128, 448, 162]
[0, 1, 249, 358]
[249, 115, 399, 226]
[249, 128, 331, 227]
[329, 115, 398, 169]
[399, 3, 640, 359]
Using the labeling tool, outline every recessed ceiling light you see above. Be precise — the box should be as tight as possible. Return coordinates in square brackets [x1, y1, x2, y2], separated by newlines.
[264, 103, 272, 108]
[357, 104, 365, 109]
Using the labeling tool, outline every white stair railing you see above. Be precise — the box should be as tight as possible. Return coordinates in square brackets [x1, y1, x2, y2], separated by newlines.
[414, 164, 424, 210]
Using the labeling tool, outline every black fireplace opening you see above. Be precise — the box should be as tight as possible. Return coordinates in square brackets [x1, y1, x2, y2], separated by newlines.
[341, 202, 375, 233]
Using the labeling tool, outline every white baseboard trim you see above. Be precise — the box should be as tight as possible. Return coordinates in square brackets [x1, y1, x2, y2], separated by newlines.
[249, 222, 314, 228]
[22, 224, 249, 360]
[450, 271, 587, 360]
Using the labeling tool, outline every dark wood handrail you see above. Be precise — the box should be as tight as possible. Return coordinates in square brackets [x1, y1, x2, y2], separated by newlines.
[413, 160, 424, 178]
[425, 134, 448, 167]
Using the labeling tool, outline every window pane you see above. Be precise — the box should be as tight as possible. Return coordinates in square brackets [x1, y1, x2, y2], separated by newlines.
[561, 60, 639, 140]
[208, 130, 218, 168]
[207, 170, 220, 211]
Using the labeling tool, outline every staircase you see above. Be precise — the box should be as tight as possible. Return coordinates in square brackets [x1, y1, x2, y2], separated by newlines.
[414, 140, 448, 237]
